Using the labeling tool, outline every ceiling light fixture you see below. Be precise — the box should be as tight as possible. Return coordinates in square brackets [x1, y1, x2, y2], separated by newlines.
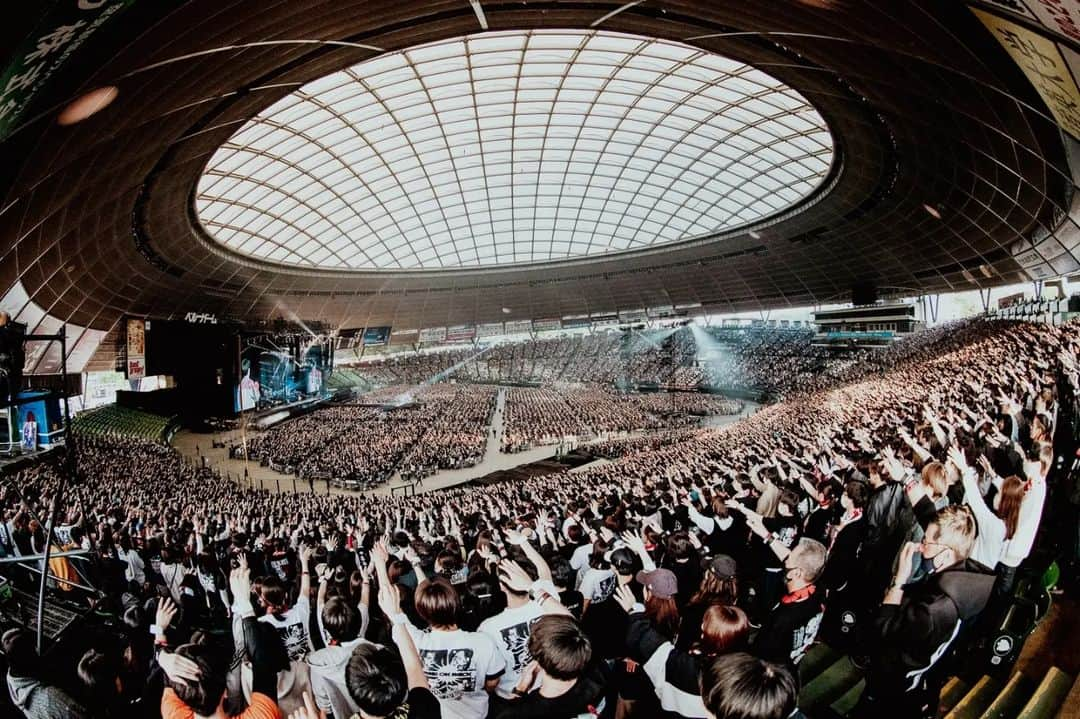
[923, 203, 942, 220]
[57, 86, 119, 126]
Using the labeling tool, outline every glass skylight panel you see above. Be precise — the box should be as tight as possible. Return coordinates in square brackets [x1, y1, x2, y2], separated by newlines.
[197, 29, 832, 270]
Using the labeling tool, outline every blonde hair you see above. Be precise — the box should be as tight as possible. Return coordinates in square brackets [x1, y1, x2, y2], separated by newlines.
[933, 505, 977, 561]
[921, 461, 948, 498]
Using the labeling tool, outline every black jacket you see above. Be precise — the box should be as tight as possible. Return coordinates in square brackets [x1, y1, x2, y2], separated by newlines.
[870, 559, 994, 697]
[862, 483, 914, 592]
[625, 611, 708, 718]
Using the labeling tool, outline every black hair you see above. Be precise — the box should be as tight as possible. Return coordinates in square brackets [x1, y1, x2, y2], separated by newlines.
[345, 643, 408, 716]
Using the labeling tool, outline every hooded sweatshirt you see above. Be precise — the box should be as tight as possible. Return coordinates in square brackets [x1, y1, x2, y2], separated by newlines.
[870, 559, 994, 696]
[305, 638, 373, 719]
[7, 674, 89, 719]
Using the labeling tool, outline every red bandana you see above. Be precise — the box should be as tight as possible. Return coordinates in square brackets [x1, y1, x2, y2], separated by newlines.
[781, 584, 816, 604]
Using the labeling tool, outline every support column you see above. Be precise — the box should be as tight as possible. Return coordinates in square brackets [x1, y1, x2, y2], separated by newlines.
[978, 287, 992, 313]
[927, 294, 941, 323]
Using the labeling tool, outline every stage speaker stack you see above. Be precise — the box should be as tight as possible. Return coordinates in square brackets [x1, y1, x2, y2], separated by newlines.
[0, 319, 26, 404]
[1068, 294, 1080, 313]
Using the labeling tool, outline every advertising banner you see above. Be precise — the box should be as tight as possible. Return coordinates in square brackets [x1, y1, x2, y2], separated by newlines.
[998, 292, 1026, 309]
[83, 370, 126, 409]
[446, 325, 477, 342]
[125, 317, 145, 379]
[532, 317, 561, 332]
[972, 7, 1080, 138]
[477, 322, 505, 338]
[419, 327, 447, 343]
[0, 0, 136, 141]
[390, 328, 419, 344]
[561, 316, 591, 329]
[362, 326, 391, 346]
[504, 319, 532, 334]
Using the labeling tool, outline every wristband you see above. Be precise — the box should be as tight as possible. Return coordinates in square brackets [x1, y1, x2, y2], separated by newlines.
[150, 623, 163, 636]
[390, 613, 409, 626]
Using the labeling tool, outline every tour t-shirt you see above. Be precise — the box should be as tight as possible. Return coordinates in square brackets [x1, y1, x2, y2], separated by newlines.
[758, 515, 800, 571]
[752, 586, 823, 665]
[258, 593, 311, 661]
[578, 568, 617, 603]
[479, 601, 545, 698]
[405, 625, 506, 719]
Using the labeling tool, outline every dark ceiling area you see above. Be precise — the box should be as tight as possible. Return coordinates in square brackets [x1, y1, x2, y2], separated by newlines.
[0, 0, 1072, 335]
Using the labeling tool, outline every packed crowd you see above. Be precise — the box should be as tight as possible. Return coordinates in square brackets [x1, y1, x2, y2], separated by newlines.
[346, 326, 870, 400]
[243, 385, 495, 488]
[0, 317, 1074, 719]
[501, 387, 743, 453]
[396, 386, 497, 483]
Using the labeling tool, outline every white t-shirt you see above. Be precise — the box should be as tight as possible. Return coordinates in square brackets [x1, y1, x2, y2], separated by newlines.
[406, 626, 506, 719]
[478, 601, 544, 698]
[569, 544, 593, 585]
[579, 568, 617, 603]
[259, 593, 312, 661]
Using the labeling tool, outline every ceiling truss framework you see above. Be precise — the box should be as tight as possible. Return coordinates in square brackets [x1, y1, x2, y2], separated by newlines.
[0, 0, 1070, 340]
[196, 30, 833, 271]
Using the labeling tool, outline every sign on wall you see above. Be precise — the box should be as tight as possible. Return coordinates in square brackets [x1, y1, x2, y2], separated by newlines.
[125, 317, 145, 380]
[362, 326, 391, 346]
[0, 0, 136, 141]
[419, 327, 447, 343]
[971, 7, 1080, 138]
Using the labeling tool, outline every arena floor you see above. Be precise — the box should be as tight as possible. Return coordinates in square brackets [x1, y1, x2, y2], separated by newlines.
[172, 388, 758, 497]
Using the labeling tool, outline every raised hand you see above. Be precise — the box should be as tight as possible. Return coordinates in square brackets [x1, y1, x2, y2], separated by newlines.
[155, 596, 178, 635]
[371, 540, 390, 566]
[377, 580, 402, 619]
[613, 584, 637, 613]
[946, 445, 968, 471]
[497, 559, 533, 593]
[158, 651, 202, 686]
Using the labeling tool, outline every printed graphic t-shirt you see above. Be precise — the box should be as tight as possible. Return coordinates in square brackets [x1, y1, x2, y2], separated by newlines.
[405, 626, 506, 719]
[258, 593, 311, 661]
[478, 602, 545, 698]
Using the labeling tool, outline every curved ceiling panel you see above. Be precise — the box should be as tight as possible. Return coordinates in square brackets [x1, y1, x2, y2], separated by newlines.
[195, 30, 833, 271]
[0, 1, 1071, 341]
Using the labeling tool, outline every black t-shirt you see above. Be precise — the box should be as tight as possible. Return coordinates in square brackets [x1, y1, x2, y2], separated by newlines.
[752, 589, 824, 665]
[582, 586, 640, 659]
[804, 503, 840, 546]
[489, 664, 607, 719]
[757, 515, 800, 571]
[560, 589, 584, 620]
[388, 687, 441, 719]
[663, 557, 703, 610]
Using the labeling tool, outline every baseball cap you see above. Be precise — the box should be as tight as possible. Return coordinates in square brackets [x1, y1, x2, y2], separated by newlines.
[635, 568, 678, 599]
[708, 554, 737, 580]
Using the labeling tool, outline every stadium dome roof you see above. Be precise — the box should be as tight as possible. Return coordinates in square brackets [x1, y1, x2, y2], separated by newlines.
[0, 0, 1073, 366]
[196, 30, 833, 271]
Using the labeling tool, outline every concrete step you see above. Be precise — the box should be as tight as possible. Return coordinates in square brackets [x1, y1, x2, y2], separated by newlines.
[940, 677, 971, 716]
[800, 656, 862, 715]
[945, 676, 1002, 719]
[981, 672, 1035, 719]
[1018, 668, 1072, 719]
[800, 642, 841, 684]
[830, 677, 866, 716]
[1054, 671, 1080, 719]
